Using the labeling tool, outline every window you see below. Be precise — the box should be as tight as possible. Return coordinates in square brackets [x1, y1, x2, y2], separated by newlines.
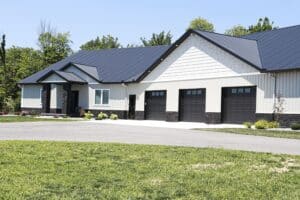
[95, 89, 109, 105]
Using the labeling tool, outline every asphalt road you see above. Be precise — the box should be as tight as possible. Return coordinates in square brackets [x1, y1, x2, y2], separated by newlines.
[0, 121, 299, 155]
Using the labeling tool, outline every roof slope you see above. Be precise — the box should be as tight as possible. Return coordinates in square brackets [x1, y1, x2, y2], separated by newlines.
[54, 71, 86, 83]
[242, 25, 300, 71]
[20, 45, 170, 84]
[194, 30, 262, 68]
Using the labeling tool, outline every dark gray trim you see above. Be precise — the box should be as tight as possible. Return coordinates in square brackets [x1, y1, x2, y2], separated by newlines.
[134, 111, 145, 120]
[49, 108, 62, 114]
[37, 70, 87, 84]
[21, 108, 43, 115]
[205, 112, 221, 124]
[166, 112, 179, 122]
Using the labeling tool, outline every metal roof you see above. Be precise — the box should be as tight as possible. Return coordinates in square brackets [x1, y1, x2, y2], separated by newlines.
[242, 25, 300, 71]
[54, 71, 86, 83]
[19, 25, 300, 84]
[20, 45, 170, 84]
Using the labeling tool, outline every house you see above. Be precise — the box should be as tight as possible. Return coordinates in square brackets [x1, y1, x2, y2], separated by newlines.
[19, 25, 300, 126]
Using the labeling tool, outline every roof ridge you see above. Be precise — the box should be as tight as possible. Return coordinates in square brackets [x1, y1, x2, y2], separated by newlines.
[78, 45, 171, 53]
[192, 29, 257, 42]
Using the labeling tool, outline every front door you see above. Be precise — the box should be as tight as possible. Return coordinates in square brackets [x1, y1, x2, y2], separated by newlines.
[128, 95, 136, 119]
[70, 91, 79, 115]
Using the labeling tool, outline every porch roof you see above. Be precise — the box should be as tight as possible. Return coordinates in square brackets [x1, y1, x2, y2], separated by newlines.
[37, 70, 87, 84]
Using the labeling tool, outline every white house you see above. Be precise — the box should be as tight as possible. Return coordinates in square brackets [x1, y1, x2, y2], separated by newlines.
[19, 26, 300, 126]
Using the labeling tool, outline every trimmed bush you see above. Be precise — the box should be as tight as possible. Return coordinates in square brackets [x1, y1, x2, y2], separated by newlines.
[291, 123, 300, 130]
[254, 120, 269, 129]
[267, 121, 280, 129]
[110, 113, 118, 120]
[84, 111, 94, 120]
[243, 122, 252, 129]
[97, 112, 108, 120]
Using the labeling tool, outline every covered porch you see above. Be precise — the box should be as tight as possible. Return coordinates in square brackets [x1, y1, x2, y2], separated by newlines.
[38, 70, 87, 116]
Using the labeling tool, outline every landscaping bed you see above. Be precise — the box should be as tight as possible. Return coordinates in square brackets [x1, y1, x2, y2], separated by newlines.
[0, 141, 299, 199]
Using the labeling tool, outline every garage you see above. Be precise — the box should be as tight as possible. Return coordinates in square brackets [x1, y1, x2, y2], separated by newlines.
[145, 90, 166, 120]
[221, 86, 256, 123]
[179, 89, 206, 122]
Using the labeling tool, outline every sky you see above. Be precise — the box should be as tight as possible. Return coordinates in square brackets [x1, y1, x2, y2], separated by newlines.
[1, 0, 299, 50]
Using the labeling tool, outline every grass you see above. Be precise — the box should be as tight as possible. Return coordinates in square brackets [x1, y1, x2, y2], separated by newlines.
[0, 116, 75, 123]
[0, 141, 299, 199]
[196, 128, 300, 139]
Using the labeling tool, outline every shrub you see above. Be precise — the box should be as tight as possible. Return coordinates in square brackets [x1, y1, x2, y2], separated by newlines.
[267, 121, 280, 129]
[97, 112, 108, 120]
[243, 122, 252, 129]
[110, 113, 118, 120]
[84, 111, 94, 120]
[291, 123, 300, 130]
[254, 120, 269, 129]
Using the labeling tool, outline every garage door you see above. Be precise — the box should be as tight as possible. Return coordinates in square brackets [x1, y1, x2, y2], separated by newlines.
[221, 86, 256, 123]
[179, 89, 206, 122]
[145, 90, 166, 120]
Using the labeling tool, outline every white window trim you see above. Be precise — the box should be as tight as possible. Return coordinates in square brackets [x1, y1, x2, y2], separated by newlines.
[94, 89, 110, 106]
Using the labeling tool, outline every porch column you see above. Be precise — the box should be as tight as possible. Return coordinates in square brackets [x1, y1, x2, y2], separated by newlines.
[41, 84, 51, 113]
[62, 84, 72, 114]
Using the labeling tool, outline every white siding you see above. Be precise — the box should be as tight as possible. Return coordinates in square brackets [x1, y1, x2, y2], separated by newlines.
[143, 34, 259, 83]
[276, 71, 300, 113]
[88, 84, 127, 110]
[72, 84, 89, 109]
[50, 84, 63, 109]
[41, 74, 66, 83]
[21, 85, 42, 108]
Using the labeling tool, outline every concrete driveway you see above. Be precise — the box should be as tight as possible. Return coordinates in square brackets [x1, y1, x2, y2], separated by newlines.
[0, 121, 299, 155]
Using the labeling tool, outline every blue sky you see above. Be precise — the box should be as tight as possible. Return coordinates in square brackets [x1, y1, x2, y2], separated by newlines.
[1, 0, 299, 50]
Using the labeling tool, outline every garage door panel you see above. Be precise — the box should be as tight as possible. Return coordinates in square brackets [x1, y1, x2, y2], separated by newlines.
[222, 87, 256, 123]
[145, 91, 166, 120]
[179, 89, 206, 122]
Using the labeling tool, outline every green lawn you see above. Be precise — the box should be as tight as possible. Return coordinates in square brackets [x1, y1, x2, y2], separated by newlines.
[0, 141, 299, 199]
[196, 128, 300, 139]
[0, 116, 75, 123]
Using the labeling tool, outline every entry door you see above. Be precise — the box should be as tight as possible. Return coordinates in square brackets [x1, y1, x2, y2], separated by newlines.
[128, 95, 136, 119]
[221, 86, 256, 123]
[70, 91, 79, 114]
[145, 91, 166, 120]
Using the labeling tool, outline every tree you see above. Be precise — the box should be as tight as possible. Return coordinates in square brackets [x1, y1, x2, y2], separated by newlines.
[80, 35, 121, 50]
[248, 17, 276, 33]
[188, 17, 214, 32]
[140, 31, 172, 46]
[225, 25, 249, 36]
[37, 22, 72, 66]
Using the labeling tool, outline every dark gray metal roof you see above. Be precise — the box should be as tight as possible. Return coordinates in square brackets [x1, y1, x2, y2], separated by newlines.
[194, 30, 263, 68]
[20, 45, 170, 84]
[20, 25, 300, 84]
[54, 71, 86, 83]
[242, 25, 300, 71]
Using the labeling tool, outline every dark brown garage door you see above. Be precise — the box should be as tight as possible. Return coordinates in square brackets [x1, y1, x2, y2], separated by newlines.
[221, 86, 256, 123]
[179, 89, 206, 122]
[145, 90, 166, 120]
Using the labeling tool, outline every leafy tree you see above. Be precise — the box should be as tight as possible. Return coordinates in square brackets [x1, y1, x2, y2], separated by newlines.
[248, 17, 276, 33]
[225, 25, 249, 36]
[140, 31, 172, 46]
[38, 32, 72, 66]
[80, 35, 121, 50]
[188, 17, 214, 32]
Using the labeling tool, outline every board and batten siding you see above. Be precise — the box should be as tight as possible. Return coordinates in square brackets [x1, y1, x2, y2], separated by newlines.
[143, 34, 259, 83]
[21, 85, 42, 108]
